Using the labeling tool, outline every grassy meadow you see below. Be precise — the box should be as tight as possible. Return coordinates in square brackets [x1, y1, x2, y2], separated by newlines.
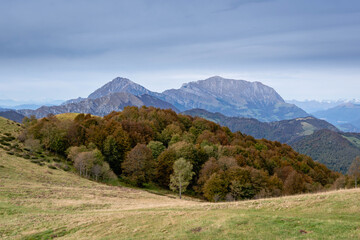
[0, 117, 360, 239]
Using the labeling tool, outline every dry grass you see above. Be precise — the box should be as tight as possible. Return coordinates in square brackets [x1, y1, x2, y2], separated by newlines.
[1, 150, 360, 239]
[1, 119, 360, 239]
[0, 117, 22, 134]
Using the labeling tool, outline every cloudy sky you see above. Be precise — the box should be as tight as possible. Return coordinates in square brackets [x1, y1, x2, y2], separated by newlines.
[1, 0, 360, 102]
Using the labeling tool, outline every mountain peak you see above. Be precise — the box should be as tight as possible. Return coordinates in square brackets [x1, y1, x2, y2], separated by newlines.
[88, 77, 153, 99]
[110, 77, 134, 84]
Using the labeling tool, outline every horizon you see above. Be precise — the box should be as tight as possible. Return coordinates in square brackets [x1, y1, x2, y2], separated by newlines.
[1, 0, 360, 101]
[1, 75, 360, 105]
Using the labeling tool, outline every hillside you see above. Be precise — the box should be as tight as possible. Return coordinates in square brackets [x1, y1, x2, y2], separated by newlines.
[20, 107, 339, 202]
[183, 109, 338, 143]
[0, 110, 25, 123]
[292, 130, 360, 173]
[1, 145, 360, 239]
[313, 103, 360, 132]
[183, 109, 360, 173]
[18, 93, 179, 118]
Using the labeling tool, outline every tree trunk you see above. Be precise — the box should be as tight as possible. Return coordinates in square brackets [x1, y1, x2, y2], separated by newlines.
[179, 179, 182, 199]
[356, 176, 357, 188]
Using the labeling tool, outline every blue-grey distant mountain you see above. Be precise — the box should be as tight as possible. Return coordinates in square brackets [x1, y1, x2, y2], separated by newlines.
[0, 100, 64, 109]
[20, 76, 309, 122]
[312, 103, 360, 132]
[183, 108, 338, 144]
[162, 76, 308, 121]
[74, 76, 308, 121]
[286, 99, 345, 113]
[18, 92, 178, 118]
[0, 110, 25, 123]
[61, 97, 87, 106]
[88, 77, 157, 99]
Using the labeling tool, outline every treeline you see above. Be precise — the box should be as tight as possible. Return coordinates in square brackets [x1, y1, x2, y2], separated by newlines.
[21, 107, 341, 201]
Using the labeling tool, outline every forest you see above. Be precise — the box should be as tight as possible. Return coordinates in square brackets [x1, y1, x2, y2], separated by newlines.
[20, 106, 344, 201]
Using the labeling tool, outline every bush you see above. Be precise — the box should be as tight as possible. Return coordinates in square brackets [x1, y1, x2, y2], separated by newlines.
[48, 164, 57, 170]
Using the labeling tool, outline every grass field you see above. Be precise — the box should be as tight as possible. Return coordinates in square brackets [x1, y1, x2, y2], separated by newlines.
[1, 117, 360, 239]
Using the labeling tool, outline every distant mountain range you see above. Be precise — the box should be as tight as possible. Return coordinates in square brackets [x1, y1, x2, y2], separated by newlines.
[0, 110, 25, 123]
[312, 103, 360, 132]
[183, 109, 338, 144]
[18, 92, 178, 118]
[5, 76, 359, 173]
[0, 99, 64, 110]
[287, 99, 360, 113]
[183, 108, 360, 173]
[49, 76, 308, 122]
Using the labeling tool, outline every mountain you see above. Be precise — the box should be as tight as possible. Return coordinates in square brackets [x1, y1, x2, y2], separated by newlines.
[183, 109, 359, 173]
[61, 97, 87, 106]
[312, 103, 360, 132]
[0, 110, 25, 123]
[286, 100, 346, 113]
[287, 99, 360, 113]
[351, 118, 360, 130]
[183, 109, 338, 144]
[162, 76, 308, 121]
[0, 100, 64, 109]
[337, 123, 360, 133]
[88, 77, 157, 99]
[18, 92, 178, 118]
[292, 130, 360, 173]
[48, 76, 309, 122]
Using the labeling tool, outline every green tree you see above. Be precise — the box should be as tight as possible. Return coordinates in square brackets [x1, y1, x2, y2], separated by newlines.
[170, 158, 194, 199]
[156, 148, 177, 187]
[348, 156, 360, 188]
[103, 128, 130, 175]
[147, 141, 165, 159]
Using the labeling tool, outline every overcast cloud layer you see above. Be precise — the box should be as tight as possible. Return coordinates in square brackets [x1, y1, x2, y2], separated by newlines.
[1, 0, 360, 102]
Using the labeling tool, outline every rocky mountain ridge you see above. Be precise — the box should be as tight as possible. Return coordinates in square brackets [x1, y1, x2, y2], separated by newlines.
[19, 92, 178, 118]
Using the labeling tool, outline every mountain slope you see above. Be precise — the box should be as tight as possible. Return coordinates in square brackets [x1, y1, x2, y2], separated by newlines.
[162, 76, 308, 121]
[18, 93, 178, 118]
[183, 109, 359, 173]
[1, 144, 360, 239]
[0, 110, 25, 123]
[183, 109, 338, 143]
[313, 103, 360, 132]
[88, 77, 157, 99]
[292, 130, 360, 173]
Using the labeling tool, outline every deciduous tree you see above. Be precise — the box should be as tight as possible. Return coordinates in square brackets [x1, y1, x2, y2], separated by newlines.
[170, 158, 194, 199]
[348, 156, 360, 188]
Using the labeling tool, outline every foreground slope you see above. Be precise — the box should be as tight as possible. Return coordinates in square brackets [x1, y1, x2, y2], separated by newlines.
[1, 149, 360, 239]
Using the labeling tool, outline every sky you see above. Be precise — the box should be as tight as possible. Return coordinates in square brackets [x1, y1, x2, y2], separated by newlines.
[1, 0, 360, 103]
